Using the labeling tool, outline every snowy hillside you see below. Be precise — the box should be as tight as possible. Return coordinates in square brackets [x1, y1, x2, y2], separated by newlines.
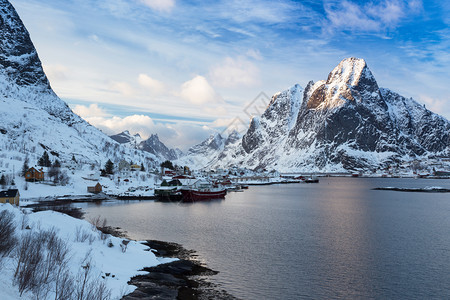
[195, 58, 450, 172]
[0, 0, 159, 176]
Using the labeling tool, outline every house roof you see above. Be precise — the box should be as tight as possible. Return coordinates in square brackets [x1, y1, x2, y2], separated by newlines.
[27, 167, 44, 174]
[0, 189, 19, 198]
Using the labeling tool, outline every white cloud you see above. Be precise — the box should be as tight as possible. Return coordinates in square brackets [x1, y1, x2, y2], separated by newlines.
[325, 1, 381, 32]
[139, 0, 175, 12]
[109, 81, 135, 96]
[73, 103, 109, 118]
[179, 75, 221, 105]
[89, 34, 101, 43]
[71, 104, 216, 150]
[99, 115, 156, 137]
[217, 0, 307, 25]
[367, 1, 404, 26]
[71, 104, 216, 149]
[246, 49, 263, 60]
[203, 106, 228, 117]
[418, 95, 447, 115]
[137, 74, 165, 95]
[210, 56, 260, 88]
[324, 0, 421, 33]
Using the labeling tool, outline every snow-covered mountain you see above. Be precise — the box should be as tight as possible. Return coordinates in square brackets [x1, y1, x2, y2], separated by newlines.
[110, 131, 182, 161]
[110, 131, 143, 149]
[0, 0, 158, 170]
[199, 58, 450, 172]
[176, 131, 242, 169]
[139, 134, 181, 161]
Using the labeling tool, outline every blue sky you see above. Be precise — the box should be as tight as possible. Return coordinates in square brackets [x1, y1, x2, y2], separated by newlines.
[11, 0, 450, 150]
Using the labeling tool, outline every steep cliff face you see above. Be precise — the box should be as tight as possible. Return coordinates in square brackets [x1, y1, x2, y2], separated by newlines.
[0, 0, 77, 122]
[0, 0, 49, 88]
[139, 134, 180, 161]
[206, 57, 450, 172]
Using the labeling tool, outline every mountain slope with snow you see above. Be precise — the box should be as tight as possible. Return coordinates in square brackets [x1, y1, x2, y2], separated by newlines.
[110, 131, 182, 161]
[0, 0, 158, 170]
[205, 58, 450, 172]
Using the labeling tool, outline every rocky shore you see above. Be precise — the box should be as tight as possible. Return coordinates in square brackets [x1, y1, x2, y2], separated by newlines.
[26, 201, 237, 299]
[373, 187, 450, 193]
[124, 240, 237, 300]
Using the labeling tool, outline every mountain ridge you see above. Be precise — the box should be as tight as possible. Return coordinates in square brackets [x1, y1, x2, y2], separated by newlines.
[187, 57, 450, 172]
[110, 131, 182, 161]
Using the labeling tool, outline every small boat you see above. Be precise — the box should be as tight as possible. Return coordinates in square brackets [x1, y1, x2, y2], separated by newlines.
[154, 186, 182, 201]
[226, 185, 241, 192]
[180, 187, 226, 202]
[305, 175, 319, 183]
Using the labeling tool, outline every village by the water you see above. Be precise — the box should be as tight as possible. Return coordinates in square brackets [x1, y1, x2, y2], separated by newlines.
[2, 151, 450, 206]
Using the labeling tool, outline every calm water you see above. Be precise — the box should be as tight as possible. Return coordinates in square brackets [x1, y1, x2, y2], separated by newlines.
[82, 178, 450, 299]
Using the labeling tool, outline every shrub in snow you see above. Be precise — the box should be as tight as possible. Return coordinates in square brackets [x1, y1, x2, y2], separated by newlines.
[120, 240, 130, 253]
[0, 210, 16, 258]
[75, 259, 111, 300]
[75, 226, 96, 244]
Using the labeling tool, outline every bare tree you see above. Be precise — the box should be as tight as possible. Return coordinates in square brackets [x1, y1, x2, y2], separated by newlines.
[14, 232, 45, 296]
[0, 210, 17, 258]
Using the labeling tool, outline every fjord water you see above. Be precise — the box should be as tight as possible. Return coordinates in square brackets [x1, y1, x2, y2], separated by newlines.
[83, 178, 450, 299]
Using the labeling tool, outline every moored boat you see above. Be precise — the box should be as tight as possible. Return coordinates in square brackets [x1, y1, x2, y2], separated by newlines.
[305, 175, 319, 183]
[154, 186, 182, 201]
[180, 187, 226, 202]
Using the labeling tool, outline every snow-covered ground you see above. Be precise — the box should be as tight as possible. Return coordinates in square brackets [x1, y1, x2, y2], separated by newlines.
[0, 160, 160, 203]
[0, 203, 176, 299]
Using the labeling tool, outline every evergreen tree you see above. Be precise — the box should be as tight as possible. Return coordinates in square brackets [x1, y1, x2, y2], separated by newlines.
[21, 157, 29, 177]
[160, 160, 174, 170]
[105, 159, 114, 175]
[0, 174, 6, 188]
[38, 151, 51, 167]
[71, 154, 77, 163]
[53, 159, 61, 168]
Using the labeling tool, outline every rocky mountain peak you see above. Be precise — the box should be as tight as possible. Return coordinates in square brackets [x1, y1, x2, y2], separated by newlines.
[326, 57, 369, 86]
[307, 57, 381, 110]
[0, 0, 50, 88]
[225, 130, 241, 146]
[148, 134, 160, 143]
[0, 0, 77, 122]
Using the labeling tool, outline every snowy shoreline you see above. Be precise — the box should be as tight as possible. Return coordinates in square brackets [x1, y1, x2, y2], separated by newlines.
[0, 203, 177, 299]
[1, 201, 234, 299]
